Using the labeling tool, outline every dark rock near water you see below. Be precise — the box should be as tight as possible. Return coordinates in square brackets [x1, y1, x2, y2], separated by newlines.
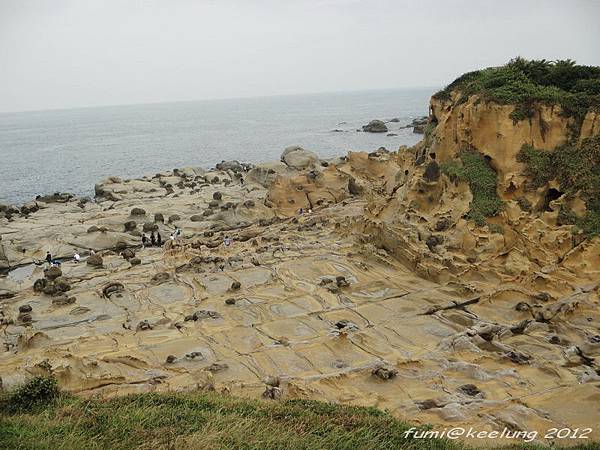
[362, 120, 388, 133]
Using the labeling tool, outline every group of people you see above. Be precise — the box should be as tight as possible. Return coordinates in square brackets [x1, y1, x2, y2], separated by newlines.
[45, 251, 61, 267]
[141, 231, 164, 248]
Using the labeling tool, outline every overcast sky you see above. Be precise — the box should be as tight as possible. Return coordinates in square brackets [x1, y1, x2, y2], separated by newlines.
[1, 0, 599, 113]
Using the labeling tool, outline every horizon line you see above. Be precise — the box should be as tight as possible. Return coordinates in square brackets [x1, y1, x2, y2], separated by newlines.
[0, 85, 441, 115]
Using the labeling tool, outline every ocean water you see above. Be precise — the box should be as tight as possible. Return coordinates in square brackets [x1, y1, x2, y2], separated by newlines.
[0, 88, 434, 205]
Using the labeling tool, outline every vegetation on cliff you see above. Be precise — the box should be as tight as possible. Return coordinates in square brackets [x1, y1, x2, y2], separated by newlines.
[517, 135, 600, 237]
[441, 150, 504, 226]
[433, 58, 600, 131]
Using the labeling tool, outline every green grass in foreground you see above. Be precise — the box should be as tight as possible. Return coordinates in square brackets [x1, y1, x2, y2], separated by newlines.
[1, 377, 598, 450]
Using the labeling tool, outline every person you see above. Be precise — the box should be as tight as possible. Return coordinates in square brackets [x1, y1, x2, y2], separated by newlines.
[223, 235, 232, 247]
[45, 251, 52, 264]
[175, 227, 182, 239]
[141, 234, 148, 248]
[298, 208, 304, 215]
[150, 232, 156, 247]
[170, 233, 175, 241]
[156, 231, 162, 246]
[73, 253, 80, 263]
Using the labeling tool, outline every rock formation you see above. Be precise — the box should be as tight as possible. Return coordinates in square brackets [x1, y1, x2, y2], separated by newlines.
[1, 58, 599, 446]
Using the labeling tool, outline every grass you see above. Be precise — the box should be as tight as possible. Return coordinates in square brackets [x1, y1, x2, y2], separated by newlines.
[0, 376, 458, 450]
[433, 57, 600, 134]
[517, 135, 600, 238]
[2, 379, 599, 449]
[441, 150, 504, 226]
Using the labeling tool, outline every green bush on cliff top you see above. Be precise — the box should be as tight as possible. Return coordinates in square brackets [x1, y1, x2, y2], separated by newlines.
[433, 57, 600, 131]
[441, 150, 504, 226]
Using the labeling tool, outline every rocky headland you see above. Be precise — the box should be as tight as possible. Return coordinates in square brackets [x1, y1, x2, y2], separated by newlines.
[1, 59, 600, 446]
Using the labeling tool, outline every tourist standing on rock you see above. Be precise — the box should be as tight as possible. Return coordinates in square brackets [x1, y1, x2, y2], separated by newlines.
[150, 232, 156, 247]
[45, 251, 52, 265]
[223, 235, 232, 247]
[142, 234, 148, 248]
[156, 232, 162, 246]
[73, 253, 80, 263]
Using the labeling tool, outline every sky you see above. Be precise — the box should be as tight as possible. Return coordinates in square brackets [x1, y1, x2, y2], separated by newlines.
[1, 0, 599, 113]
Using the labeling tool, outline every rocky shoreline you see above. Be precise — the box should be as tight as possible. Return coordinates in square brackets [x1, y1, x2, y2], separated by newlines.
[1, 95, 600, 445]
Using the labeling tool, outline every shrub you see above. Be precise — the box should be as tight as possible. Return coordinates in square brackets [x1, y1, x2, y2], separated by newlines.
[441, 150, 503, 226]
[488, 224, 504, 234]
[517, 136, 600, 238]
[4, 376, 60, 411]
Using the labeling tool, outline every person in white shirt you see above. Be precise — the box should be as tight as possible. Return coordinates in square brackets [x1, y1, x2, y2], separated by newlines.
[73, 253, 81, 263]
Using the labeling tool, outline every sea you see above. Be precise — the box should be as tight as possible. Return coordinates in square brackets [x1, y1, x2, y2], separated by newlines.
[0, 88, 434, 205]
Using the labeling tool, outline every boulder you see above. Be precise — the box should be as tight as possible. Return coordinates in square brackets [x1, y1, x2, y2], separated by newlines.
[87, 254, 104, 268]
[213, 191, 222, 201]
[362, 120, 388, 133]
[168, 214, 181, 223]
[130, 208, 146, 216]
[281, 146, 319, 169]
[124, 221, 137, 232]
[190, 215, 204, 222]
[129, 257, 141, 266]
[121, 249, 135, 260]
[21, 201, 39, 215]
[36, 192, 73, 203]
[143, 222, 158, 232]
[18, 304, 32, 313]
[154, 213, 164, 223]
[216, 160, 244, 173]
[33, 278, 47, 292]
[45, 266, 62, 281]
